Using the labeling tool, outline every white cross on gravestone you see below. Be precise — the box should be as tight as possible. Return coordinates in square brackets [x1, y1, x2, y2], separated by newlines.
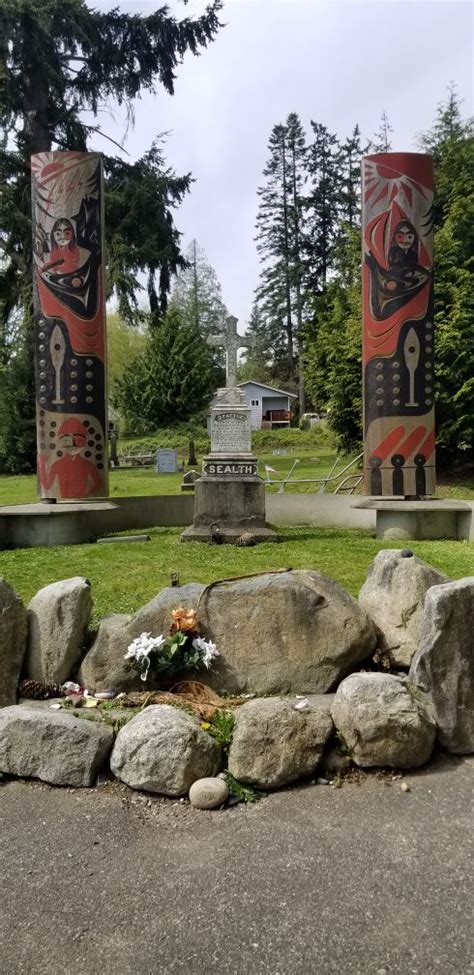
[208, 315, 254, 388]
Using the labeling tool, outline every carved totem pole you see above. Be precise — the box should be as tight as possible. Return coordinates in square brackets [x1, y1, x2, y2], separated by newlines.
[361, 153, 435, 497]
[31, 152, 108, 500]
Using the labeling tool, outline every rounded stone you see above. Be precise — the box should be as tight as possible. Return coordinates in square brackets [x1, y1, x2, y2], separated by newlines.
[331, 673, 436, 769]
[189, 777, 229, 809]
[110, 705, 222, 796]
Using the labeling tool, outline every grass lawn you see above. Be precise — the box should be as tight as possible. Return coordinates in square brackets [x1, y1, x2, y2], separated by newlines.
[0, 448, 473, 505]
[1, 526, 471, 628]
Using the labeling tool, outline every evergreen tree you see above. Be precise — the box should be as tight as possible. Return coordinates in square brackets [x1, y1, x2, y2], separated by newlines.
[370, 110, 393, 153]
[0, 0, 222, 471]
[339, 124, 367, 229]
[419, 87, 474, 465]
[254, 114, 307, 396]
[305, 226, 362, 453]
[1, 0, 222, 318]
[170, 240, 228, 336]
[112, 307, 214, 432]
[169, 239, 228, 386]
[238, 301, 274, 385]
[305, 121, 342, 290]
[255, 123, 295, 378]
[286, 112, 308, 410]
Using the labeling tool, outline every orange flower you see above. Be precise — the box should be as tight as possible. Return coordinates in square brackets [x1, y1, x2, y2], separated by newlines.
[171, 607, 198, 633]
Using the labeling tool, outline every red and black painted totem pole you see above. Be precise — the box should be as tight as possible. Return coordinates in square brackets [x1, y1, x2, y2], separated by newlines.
[31, 152, 108, 500]
[361, 153, 435, 498]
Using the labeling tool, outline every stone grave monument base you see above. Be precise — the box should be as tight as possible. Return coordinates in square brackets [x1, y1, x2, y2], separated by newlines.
[181, 472, 277, 544]
[181, 384, 277, 545]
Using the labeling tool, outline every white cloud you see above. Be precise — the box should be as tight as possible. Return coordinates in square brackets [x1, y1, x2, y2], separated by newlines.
[93, 0, 473, 326]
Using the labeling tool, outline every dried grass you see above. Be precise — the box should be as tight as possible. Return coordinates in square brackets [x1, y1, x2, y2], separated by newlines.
[119, 680, 246, 720]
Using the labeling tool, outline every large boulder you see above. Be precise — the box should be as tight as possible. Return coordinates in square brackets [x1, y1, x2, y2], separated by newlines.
[359, 550, 449, 668]
[80, 613, 133, 691]
[0, 705, 113, 786]
[227, 697, 333, 789]
[331, 673, 436, 769]
[80, 583, 205, 691]
[0, 579, 27, 708]
[198, 570, 376, 694]
[409, 578, 474, 754]
[110, 704, 222, 795]
[24, 577, 92, 684]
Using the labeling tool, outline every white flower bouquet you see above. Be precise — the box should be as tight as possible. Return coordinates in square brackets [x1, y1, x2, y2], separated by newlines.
[124, 606, 219, 682]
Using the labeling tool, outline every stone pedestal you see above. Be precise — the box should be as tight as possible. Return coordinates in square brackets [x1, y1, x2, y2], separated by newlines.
[181, 387, 277, 544]
[352, 499, 471, 540]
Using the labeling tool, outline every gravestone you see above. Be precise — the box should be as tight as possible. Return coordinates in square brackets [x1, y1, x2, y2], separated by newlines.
[181, 470, 202, 492]
[156, 448, 177, 474]
[181, 318, 276, 544]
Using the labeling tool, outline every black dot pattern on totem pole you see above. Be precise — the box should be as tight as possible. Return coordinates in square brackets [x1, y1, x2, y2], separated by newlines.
[36, 317, 104, 418]
[364, 317, 434, 427]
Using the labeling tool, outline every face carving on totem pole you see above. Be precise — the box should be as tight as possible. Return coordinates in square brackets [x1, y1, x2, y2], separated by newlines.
[366, 217, 430, 322]
[52, 219, 74, 249]
[37, 415, 105, 499]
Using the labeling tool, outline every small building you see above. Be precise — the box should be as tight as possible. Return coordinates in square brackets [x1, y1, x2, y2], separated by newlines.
[207, 381, 296, 432]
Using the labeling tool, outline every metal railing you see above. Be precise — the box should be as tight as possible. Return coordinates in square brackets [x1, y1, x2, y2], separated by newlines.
[263, 453, 363, 494]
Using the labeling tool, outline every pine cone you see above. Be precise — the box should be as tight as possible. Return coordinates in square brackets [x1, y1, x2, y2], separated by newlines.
[235, 531, 257, 547]
[18, 679, 65, 700]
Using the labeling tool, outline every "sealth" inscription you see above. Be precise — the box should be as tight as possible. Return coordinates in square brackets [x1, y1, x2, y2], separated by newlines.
[204, 461, 257, 477]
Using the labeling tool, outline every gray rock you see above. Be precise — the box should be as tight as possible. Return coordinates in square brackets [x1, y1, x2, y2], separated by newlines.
[80, 613, 133, 691]
[359, 550, 449, 668]
[331, 673, 436, 769]
[0, 579, 27, 708]
[198, 570, 376, 694]
[24, 577, 92, 684]
[110, 704, 222, 795]
[228, 697, 333, 789]
[81, 584, 205, 691]
[0, 705, 113, 786]
[409, 578, 474, 754]
[189, 776, 229, 809]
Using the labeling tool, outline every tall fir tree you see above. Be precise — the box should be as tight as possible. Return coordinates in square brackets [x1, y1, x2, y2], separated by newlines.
[254, 114, 307, 399]
[419, 87, 474, 465]
[286, 112, 308, 409]
[370, 110, 393, 153]
[0, 0, 222, 471]
[170, 239, 228, 336]
[339, 124, 367, 230]
[305, 121, 342, 291]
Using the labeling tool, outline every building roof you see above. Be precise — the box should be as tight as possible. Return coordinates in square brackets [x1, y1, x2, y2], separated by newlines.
[237, 381, 297, 399]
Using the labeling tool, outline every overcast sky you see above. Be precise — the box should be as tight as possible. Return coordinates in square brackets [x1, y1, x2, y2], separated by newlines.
[95, 0, 473, 329]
